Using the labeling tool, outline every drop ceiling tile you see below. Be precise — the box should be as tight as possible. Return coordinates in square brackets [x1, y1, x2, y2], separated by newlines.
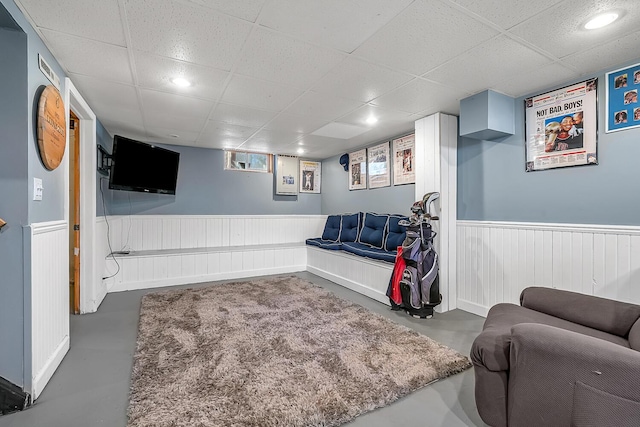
[133, 51, 228, 100]
[371, 79, 471, 114]
[310, 122, 369, 139]
[424, 35, 552, 94]
[41, 29, 133, 84]
[185, 0, 266, 22]
[296, 134, 346, 147]
[140, 89, 214, 132]
[509, 0, 640, 59]
[258, 0, 413, 53]
[562, 31, 640, 76]
[337, 104, 414, 128]
[100, 119, 148, 142]
[241, 129, 302, 147]
[282, 91, 364, 123]
[312, 57, 413, 103]
[198, 138, 242, 150]
[262, 113, 328, 134]
[125, 0, 252, 70]
[146, 127, 202, 145]
[221, 75, 304, 111]
[210, 103, 277, 128]
[353, 0, 498, 75]
[235, 28, 346, 89]
[197, 121, 258, 147]
[448, 0, 561, 29]
[16, 0, 126, 45]
[495, 62, 579, 98]
[69, 74, 143, 125]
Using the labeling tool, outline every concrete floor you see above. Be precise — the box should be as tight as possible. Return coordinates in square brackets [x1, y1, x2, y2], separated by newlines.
[0, 272, 488, 427]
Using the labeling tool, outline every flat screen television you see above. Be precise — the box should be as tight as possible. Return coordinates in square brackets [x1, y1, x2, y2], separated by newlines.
[109, 135, 180, 195]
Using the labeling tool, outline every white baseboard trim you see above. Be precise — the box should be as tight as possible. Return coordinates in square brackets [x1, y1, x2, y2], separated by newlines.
[307, 265, 390, 306]
[457, 299, 489, 318]
[32, 335, 69, 400]
[109, 265, 307, 292]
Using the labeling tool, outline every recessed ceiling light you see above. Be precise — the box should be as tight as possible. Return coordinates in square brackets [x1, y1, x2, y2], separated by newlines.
[585, 12, 618, 29]
[297, 148, 304, 154]
[170, 77, 191, 87]
[366, 116, 378, 125]
[298, 141, 304, 146]
[169, 134, 180, 138]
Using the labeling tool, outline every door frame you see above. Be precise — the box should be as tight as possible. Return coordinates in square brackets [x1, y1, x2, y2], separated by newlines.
[64, 78, 98, 314]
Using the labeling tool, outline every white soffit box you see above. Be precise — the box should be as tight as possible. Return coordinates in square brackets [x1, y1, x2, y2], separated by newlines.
[310, 122, 369, 139]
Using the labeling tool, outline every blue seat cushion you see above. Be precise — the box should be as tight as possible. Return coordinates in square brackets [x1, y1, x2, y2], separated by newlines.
[357, 213, 389, 249]
[385, 215, 408, 251]
[342, 242, 396, 263]
[339, 212, 362, 242]
[321, 215, 342, 241]
[306, 238, 343, 251]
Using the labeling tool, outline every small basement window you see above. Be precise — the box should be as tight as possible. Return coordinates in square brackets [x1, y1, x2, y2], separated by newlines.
[224, 150, 272, 173]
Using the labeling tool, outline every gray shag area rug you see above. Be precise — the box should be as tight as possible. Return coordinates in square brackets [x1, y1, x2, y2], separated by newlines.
[128, 276, 471, 427]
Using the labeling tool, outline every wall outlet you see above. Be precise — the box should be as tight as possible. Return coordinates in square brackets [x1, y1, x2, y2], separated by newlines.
[33, 178, 43, 201]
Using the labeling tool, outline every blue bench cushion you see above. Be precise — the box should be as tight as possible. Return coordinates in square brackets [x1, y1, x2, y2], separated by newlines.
[357, 213, 389, 249]
[306, 238, 343, 251]
[385, 215, 408, 251]
[339, 212, 362, 242]
[342, 242, 396, 263]
[321, 215, 342, 241]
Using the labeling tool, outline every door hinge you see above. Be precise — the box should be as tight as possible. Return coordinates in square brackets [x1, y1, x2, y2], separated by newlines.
[73, 224, 80, 231]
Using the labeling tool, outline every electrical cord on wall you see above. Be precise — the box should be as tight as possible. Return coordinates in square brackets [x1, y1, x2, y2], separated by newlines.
[100, 177, 120, 280]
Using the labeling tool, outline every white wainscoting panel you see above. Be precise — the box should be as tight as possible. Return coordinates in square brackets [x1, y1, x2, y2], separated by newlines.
[26, 220, 69, 400]
[457, 221, 640, 317]
[98, 215, 326, 292]
[306, 246, 394, 305]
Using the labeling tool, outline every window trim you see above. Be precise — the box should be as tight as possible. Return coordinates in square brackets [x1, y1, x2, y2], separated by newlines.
[224, 150, 273, 173]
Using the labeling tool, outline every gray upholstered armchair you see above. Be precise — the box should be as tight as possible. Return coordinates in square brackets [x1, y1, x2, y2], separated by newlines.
[471, 287, 640, 427]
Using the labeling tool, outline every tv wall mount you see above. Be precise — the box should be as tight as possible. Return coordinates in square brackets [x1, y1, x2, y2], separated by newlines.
[97, 144, 112, 176]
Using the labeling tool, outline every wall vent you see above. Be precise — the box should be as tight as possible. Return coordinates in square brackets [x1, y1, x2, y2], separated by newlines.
[38, 54, 60, 90]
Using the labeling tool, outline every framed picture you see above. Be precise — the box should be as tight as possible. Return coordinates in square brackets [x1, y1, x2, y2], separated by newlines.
[524, 79, 598, 172]
[606, 62, 640, 133]
[367, 142, 390, 189]
[392, 134, 415, 185]
[275, 155, 298, 195]
[299, 160, 321, 193]
[348, 149, 367, 190]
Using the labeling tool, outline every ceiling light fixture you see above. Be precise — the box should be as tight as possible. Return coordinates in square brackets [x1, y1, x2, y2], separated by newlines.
[297, 148, 304, 154]
[170, 77, 192, 87]
[584, 12, 619, 29]
[366, 116, 378, 125]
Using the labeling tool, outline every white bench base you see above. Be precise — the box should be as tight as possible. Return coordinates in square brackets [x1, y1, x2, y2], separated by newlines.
[306, 246, 393, 306]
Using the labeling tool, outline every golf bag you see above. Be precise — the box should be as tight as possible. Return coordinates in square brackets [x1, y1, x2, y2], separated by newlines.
[387, 192, 442, 318]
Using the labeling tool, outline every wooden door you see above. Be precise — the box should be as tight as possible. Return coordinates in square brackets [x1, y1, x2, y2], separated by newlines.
[69, 111, 81, 314]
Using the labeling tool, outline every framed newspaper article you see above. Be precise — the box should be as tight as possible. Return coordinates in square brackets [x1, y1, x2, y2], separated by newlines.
[606, 62, 640, 133]
[367, 142, 390, 189]
[348, 149, 367, 190]
[299, 160, 321, 193]
[275, 154, 298, 195]
[392, 134, 415, 185]
[524, 79, 598, 172]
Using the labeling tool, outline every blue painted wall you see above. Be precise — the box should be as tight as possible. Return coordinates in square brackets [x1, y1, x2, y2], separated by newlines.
[105, 145, 321, 215]
[458, 58, 640, 226]
[321, 137, 416, 216]
[0, 16, 28, 387]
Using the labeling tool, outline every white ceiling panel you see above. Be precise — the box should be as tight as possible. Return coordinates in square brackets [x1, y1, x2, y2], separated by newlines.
[185, 0, 267, 23]
[221, 75, 304, 111]
[353, 0, 498, 75]
[240, 129, 302, 148]
[235, 28, 346, 89]
[257, 0, 413, 53]
[562, 30, 640, 76]
[41, 29, 133, 85]
[133, 51, 229, 100]
[146, 127, 202, 145]
[312, 57, 413, 103]
[509, 0, 640, 59]
[282, 91, 364, 123]
[100, 119, 148, 143]
[140, 89, 214, 132]
[338, 105, 415, 128]
[496, 62, 580, 99]
[424, 35, 552, 94]
[198, 120, 258, 148]
[16, 0, 126, 45]
[210, 103, 277, 128]
[371, 79, 471, 114]
[262, 113, 328, 134]
[69, 74, 143, 124]
[447, 0, 561, 30]
[124, 0, 252, 70]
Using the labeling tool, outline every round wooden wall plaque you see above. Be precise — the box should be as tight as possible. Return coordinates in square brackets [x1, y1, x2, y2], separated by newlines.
[37, 85, 67, 170]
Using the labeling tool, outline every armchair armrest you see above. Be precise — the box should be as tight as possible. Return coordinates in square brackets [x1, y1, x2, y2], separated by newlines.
[508, 323, 640, 427]
[519, 287, 640, 337]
